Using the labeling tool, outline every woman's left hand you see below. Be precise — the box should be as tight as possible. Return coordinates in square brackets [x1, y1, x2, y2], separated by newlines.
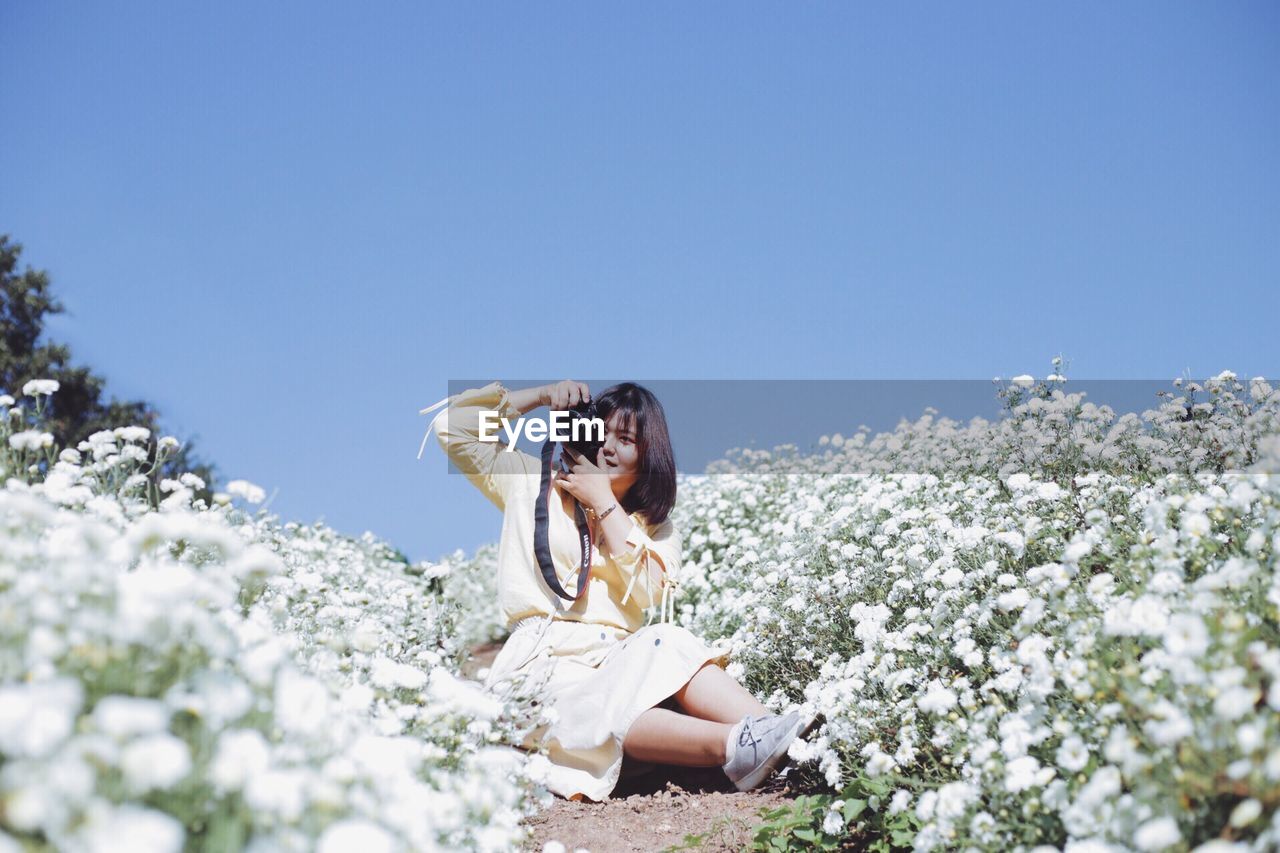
[554, 448, 615, 512]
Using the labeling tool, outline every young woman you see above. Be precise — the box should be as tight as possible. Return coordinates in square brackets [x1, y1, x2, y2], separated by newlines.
[420, 379, 817, 802]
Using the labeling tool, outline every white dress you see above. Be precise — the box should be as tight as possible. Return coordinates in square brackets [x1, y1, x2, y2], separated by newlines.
[484, 614, 732, 802]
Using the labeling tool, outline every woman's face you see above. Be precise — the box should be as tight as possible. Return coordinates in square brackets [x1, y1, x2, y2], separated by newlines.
[597, 410, 640, 497]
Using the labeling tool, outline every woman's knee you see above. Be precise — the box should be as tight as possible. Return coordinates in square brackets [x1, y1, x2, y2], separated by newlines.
[639, 622, 695, 645]
[674, 659, 720, 698]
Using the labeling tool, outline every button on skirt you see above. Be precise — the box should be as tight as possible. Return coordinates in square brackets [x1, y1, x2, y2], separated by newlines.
[482, 615, 733, 802]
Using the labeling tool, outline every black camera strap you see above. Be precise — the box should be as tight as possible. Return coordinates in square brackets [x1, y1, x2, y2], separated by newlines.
[533, 437, 594, 601]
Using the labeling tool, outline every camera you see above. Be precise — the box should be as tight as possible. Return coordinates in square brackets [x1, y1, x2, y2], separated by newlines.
[560, 400, 605, 472]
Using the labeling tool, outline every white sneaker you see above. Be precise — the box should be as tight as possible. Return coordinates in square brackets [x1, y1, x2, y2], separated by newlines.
[721, 711, 818, 792]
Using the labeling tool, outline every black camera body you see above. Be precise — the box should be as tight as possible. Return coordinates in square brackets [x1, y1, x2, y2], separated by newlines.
[560, 400, 605, 471]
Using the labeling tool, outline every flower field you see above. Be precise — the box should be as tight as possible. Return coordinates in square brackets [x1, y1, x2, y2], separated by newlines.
[667, 368, 1280, 851]
[0, 383, 546, 852]
[3, 366, 1279, 852]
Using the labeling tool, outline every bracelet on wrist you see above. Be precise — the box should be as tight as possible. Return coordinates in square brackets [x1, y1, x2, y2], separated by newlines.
[588, 502, 618, 521]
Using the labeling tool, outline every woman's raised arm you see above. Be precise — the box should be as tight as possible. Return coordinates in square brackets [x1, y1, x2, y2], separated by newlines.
[423, 381, 544, 511]
[419, 379, 593, 509]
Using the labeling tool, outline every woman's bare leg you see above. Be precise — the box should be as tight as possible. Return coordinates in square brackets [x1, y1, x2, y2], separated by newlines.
[621, 661, 777, 767]
[672, 662, 770, 723]
[622, 707, 733, 766]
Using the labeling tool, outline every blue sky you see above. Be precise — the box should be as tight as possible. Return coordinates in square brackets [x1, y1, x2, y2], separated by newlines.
[1, 2, 1277, 561]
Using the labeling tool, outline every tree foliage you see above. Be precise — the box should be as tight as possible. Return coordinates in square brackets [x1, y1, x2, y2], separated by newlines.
[0, 233, 219, 505]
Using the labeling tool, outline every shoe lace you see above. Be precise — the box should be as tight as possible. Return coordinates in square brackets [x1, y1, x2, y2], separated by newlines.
[738, 716, 761, 749]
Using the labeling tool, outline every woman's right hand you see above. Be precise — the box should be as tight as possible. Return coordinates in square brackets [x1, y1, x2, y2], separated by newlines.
[543, 380, 591, 410]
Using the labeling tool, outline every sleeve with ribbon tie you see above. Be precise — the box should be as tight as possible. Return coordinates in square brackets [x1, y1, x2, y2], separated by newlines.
[417, 381, 540, 511]
[611, 515, 683, 625]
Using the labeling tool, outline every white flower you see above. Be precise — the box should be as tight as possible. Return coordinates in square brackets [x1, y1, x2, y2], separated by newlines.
[1004, 755, 1042, 792]
[915, 789, 938, 821]
[0, 393, 14, 406]
[174, 671, 255, 729]
[72, 803, 184, 853]
[210, 729, 271, 791]
[22, 379, 60, 397]
[1163, 614, 1209, 658]
[918, 682, 958, 714]
[350, 621, 382, 653]
[179, 472, 206, 490]
[1035, 481, 1065, 501]
[114, 426, 151, 443]
[1144, 700, 1193, 746]
[1236, 722, 1264, 754]
[244, 769, 309, 822]
[1005, 472, 1032, 491]
[226, 544, 284, 581]
[888, 789, 912, 814]
[1133, 816, 1181, 851]
[274, 668, 332, 736]
[1063, 540, 1092, 563]
[997, 588, 1030, 612]
[349, 734, 422, 778]
[370, 656, 429, 691]
[862, 745, 898, 777]
[1056, 735, 1090, 772]
[1213, 686, 1259, 721]
[1181, 512, 1211, 539]
[935, 781, 976, 820]
[1012, 375, 1035, 388]
[92, 696, 171, 739]
[993, 531, 1025, 556]
[422, 667, 503, 722]
[1104, 595, 1169, 638]
[120, 734, 192, 794]
[318, 820, 397, 853]
[3, 784, 58, 833]
[1228, 798, 1261, 828]
[1130, 596, 1170, 634]
[226, 479, 267, 504]
[0, 678, 83, 758]
[1065, 843, 1118, 853]
[821, 803, 846, 835]
[8, 430, 54, 451]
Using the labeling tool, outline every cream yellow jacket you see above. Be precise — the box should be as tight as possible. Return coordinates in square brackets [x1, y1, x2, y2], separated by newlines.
[418, 381, 680, 632]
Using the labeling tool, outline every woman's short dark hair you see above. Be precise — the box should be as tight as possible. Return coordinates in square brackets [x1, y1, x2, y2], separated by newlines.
[594, 382, 677, 526]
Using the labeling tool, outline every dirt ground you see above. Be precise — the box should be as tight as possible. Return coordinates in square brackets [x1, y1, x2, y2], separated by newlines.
[516, 770, 805, 852]
[460, 641, 817, 853]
